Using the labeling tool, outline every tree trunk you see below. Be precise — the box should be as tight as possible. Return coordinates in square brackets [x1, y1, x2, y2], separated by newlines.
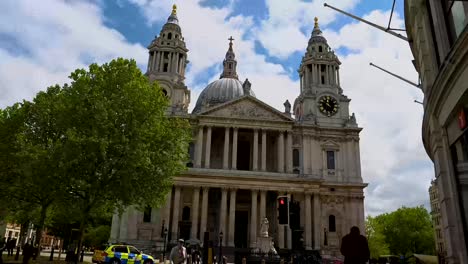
[75, 208, 89, 264]
[34, 204, 48, 259]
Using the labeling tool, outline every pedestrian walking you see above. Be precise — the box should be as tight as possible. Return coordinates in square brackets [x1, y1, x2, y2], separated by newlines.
[0, 237, 6, 264]
[340, 226, 370, 264]
[169, 239, 187, 264]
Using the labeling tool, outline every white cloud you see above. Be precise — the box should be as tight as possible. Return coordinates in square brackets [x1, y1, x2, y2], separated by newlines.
[0, 0, 147, 108]
[255, 0, 361, 59]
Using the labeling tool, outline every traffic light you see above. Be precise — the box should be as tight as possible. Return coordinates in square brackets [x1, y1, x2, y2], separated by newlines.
[278, 196, 289, 225]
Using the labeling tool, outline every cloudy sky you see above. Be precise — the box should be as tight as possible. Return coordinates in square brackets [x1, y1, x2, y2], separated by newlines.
[0, 0, 432, 216]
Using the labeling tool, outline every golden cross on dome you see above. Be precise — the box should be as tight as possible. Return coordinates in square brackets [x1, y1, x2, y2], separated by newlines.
[314, 17, 319, 27]
[172, 4, 177, 15]
[228, 36, 234, 44]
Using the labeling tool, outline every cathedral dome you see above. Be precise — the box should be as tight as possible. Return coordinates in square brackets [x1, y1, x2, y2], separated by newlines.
[193, 78, 245, 113]
[192, 37, 255, 114]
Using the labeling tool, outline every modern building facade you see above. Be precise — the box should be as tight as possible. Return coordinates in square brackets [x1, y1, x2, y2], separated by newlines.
[429, 179, 447, 262]
[110, 6, 366, 261]
[405, 0, 468, 263]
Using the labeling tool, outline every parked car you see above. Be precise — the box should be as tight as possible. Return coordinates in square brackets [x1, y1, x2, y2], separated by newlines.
[93, 244, 154, 264]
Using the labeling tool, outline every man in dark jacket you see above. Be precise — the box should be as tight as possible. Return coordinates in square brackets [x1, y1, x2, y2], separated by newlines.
[340, 226, 370, 264]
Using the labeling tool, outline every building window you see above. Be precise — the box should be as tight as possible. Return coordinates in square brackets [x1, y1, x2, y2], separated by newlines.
[293, 149, 300, 167]
[329, 215, 336, 232]
[143, 206, 152, 223]
[182, 206, 191, 221]
[319, 46, 323, 52]
[168, 33, 172, 39]
[327, 150, 335, 170]
[444, 1, 468, 41]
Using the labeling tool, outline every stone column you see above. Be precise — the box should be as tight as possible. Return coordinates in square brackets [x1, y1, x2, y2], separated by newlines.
[228, 189, 237, 247]
[195, 126, 203, 168]
[326, 65, 330, 85]
[286, 131, 293, 173]
[253, 129, 259, 171]
[200, 187, 209, 240]
[313, 194, 321, 250]
[278, 132, 285, 173]
[171, 187, 181, 240]
[155, 52, 160, 72]
[162, 188, 173, 236]
[261, 130, 267, 171]
[337, 67, 340, 86]
[205, 126, 212, 168]
[219, 188, 228, 246]
[305, 193, 312, 250]
[312, 64, 316, 84]
[278, 223, 284, 249]
[223, 127, 230, 169]
[250, 190, 258, 247]
[191, 187, 200, 239]
[287, 226, 292, 249]
[303, 135, 310, 174]
[232, 128, 238, 169]
[110, 213, 121, 242]
[118, 209, 129, 241]
[260, 191, 266, 221]
[159, 52, 164, 72]
[168, 52, 172, 73]
[175, 53, 180, 73]
[304, 66, 310, 89]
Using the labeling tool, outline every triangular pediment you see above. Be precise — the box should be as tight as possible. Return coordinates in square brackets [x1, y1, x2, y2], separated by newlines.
[321, 140, 340, 150]
[198, 96, 294, 122]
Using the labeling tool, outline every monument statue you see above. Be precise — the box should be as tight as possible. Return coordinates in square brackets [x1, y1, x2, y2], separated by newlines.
[260, 218, 269, 237]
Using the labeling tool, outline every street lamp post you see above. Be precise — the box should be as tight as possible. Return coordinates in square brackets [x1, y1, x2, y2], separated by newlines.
[163, 228, 168, 262]
[219, 232, 223, 264]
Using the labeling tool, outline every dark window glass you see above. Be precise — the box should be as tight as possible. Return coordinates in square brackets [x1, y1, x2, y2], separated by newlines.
[293, 149, 300, 167]
[143, 206, 151, 223]
[129, 247, 140, 254]
[329, 215, 336, 232]
[444, 1, 468, 42]
[327, 151, 335, 170]
[168, 33, 172, 39]
[182, 206, 191, 221]
[114, 246, 128, 253]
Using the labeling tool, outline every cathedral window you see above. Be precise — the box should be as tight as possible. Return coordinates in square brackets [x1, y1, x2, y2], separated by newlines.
[326, 151, 335, 170]
[329, 215, 336, 232]
[163, 63, 169, 72]
[319, 46, 323, 52]
[175, 34, 178, 39]
[168, 32, 172, 39]
[143, 206, 152, 223]
[293, 149, 300, 167]
[182, 206, 191, 221]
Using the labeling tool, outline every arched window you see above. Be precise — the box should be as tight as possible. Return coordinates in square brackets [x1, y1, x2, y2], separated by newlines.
[182, 206, 191, 221]
[143, 206, 152, 223]
[329, 215, 336, 232]
[168, 33, 172, 39]
[293, 149, 300, 167]
[162, 89, 168, 97]
[319, 46, 323, 52]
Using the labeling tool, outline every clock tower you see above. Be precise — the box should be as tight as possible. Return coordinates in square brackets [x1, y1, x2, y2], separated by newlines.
[294, 18, 356, 128]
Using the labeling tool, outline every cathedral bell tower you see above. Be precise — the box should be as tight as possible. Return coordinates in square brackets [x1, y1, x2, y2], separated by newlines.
[294, 18, 356, 128]
[146, 5, 190, 114]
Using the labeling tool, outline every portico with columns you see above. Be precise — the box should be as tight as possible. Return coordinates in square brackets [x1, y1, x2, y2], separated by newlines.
[109, 7, 366, 261]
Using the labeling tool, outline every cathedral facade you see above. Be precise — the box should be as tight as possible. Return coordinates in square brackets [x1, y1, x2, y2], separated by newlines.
[109, 6, 366, 260]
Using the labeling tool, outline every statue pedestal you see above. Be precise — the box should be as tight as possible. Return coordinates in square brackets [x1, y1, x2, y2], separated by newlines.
[256, 236, 277, 255]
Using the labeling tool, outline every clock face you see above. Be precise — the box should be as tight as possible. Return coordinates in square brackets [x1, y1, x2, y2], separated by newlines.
[318, 96, 339, 116]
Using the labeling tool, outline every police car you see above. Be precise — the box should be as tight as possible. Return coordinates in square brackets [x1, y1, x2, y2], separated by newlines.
[95, 245, 155, 264]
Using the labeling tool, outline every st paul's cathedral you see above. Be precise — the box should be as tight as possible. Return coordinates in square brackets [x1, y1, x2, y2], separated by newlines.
[109, 5, 367, 261]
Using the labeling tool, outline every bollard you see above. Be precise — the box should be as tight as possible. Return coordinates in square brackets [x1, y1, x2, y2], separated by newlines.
[49, 247, 55, 261]
[14, 246, 20, 261]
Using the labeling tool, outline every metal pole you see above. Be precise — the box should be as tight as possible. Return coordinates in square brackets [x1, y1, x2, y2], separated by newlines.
[163, 228, 168, 262]
[369, 63, 421, 89]
[324, 3, 408, 41]
[414, 100, 423, 105]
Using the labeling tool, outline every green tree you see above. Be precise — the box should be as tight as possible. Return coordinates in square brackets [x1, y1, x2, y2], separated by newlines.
[0, 58, 191, 260]
[366, 215, 390, 259]
[0, 94, 65, 249]
[375, 206, 435, 257]
[46, 58, 191, 259]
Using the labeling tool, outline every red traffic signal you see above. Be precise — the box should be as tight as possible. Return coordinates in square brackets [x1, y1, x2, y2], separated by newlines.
[277, 196, 289, 225]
